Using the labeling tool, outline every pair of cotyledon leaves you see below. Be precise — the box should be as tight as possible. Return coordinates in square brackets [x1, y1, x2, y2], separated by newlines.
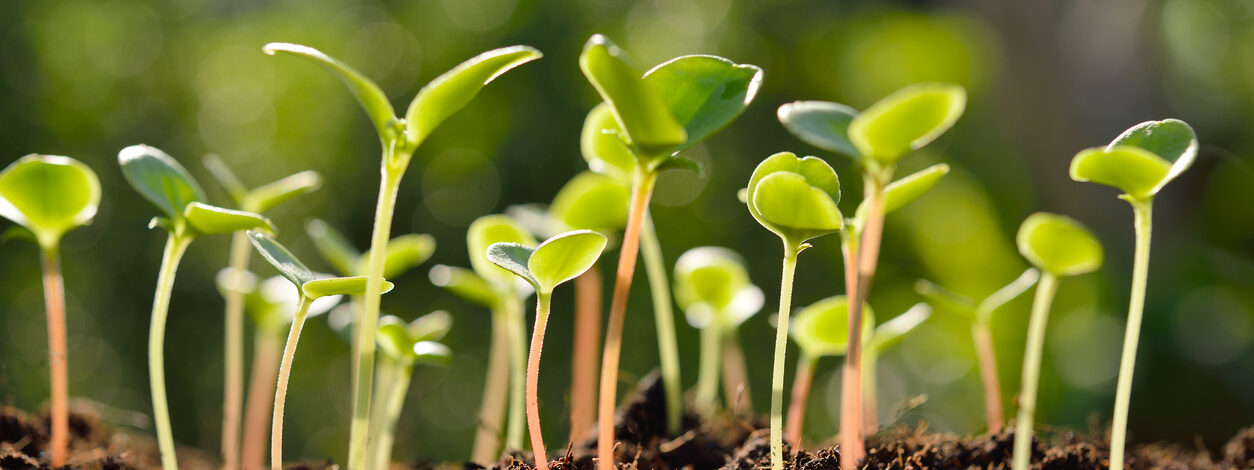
[1070, 119, 1198, 203]
[789, 296, 931, 359]
[0, 155, 100, 250]
[201, 154, 322, 215]
[215, 268, 343, 328]
[486, 230, 608, 296]
[672, 247, 764, 330]
[377, 311, 452, 366]
[246, 230, 394, 304]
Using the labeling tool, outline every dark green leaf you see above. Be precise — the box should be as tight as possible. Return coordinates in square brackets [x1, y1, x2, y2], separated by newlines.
[118, 144, 205, 222]
[777, 101, 861, 158]
[644, 55, 762, 155]
[579, 34, 686, 158]
[246, 229, 316, 287]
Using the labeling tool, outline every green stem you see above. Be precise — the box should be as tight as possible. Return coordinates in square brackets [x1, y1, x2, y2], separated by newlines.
[272, 297, 313, 470]
[1012, 272, 1059, 470]
[222, 231, 251, 470]
[694, 310, 723, 416]
[526, 292, 553, 470]
[1110, 200, 1152, 470]
[470, 304, 510, 463]
[505, 293, 527, 451]
[770, 244, 800, 470]
[149, 233, 193, 470]
[640, 213, 682, 433]
[39, 246, 69, 467]
[370, 361, 413, 470]
[349, 149, 407, 470]
[366, 355, 397, 462]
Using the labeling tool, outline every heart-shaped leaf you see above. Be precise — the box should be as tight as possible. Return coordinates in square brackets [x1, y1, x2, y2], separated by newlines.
[184, 202, 275, 236]
[264, 43, 397, 140]
[848, 83, 966, 164]
[0, 155, 101, 248]
[404, 46, 542, 148]
[1070, 146, 1171, 202]
[643, 54, 762, 155]
[579, 35, 686, 158]
[303, 275, 392, 299]
[429, 265, 499, 308]
[247, 229, 316, 287]
[777, 101, 861, 159]
[306, 219, 361, 276]
[487, 230, 608, 293]
[119, 144, 206, 224]
[202, 154, 248, 207]
[244, 170, 322, 213]
[358, 233, 436, 279]
[410, 310, 453, 342]
[673, 246, 753, 314]
[790, 295, 873, 358]
[1107, 119, 1197, 195]
[1016, 213, 1103, 277]
[865, 303, 931, 354]
[550, 172, 630, 232]
[581, 103, 637, 181]
[468, 214, 537, 286]
[746, 152, 843, 244]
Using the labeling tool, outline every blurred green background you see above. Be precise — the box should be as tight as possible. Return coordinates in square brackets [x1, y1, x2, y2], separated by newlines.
[2, 0, 1253, 464]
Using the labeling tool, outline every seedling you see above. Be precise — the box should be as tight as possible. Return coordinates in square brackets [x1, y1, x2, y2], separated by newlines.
[245, 230, 394, 470]
[579, 35, 762, 458]
[1011, 213, 1102, 470]
[860, 303, 931, 433]
[428, 214, 535, 463]
[119, 144, 274, 470]
[915, 268, 1040, 432]
[744, 151, 843, 470]
[672, 247, 764, 416]
[785, 296, 868, 447]
[372, 311, 453, 470]
[265, 42, 540, 469]
[778, 83, 964, 466]
[487, 230, 608, 470]
[1069, 119, 1197, 470]
[202, 154, 321, 470]
[0, 155, 100, 467]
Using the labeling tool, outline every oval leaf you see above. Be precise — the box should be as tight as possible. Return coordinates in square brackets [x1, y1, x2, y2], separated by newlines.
[581, 103, 637, 181]
[303, 275, 393, 299]
[750, 171, 843, 243]
[673, 246, 752, 313]
[244, 170, 322, 213]
[264, 43, 397, 140]
[429, 264, 499, 308]
[119, 144, 206, 223]
[468, 214, 536, 285]
[790, 295, 873, 358]
[405, 46, 542, 147]
[184, 202, 275, 236]
[357, 233, 436, 279]
[579, 34, 686, 158]
[0, 155, 101, 248]
[882, 163, 950, 214]
[643, 54, 763, 155]
[745, 152, 843, 245]
[1070, 145, 1171, 201]
[778, 101, 861, 159]
[1108, 119, 1197, 194]
[527, 230, 608, 292]
[1016, 213, 1103, 277]
[412, 341, 453, 366]
[848, 83, 966, 163]
[306, 219, 362, 276]
[485, 242, 539, 290]
[246, 229, 316, 288]
[550, 172, 630, 232]
[377, 316, 413, 360]
[409, 310, 453, 342]
[866, 303, 931, 354]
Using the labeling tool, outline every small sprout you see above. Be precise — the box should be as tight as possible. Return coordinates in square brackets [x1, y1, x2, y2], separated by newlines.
[370, 311, 452, 469]
[861, 303, 931, 433]
[488, 230, 607, 470]
[785, 296, 871, 447]
[549, 171, 631, 235]
[1068, 119, 1196, 470]
[1011, 213, 1102, 470]
[0, 155, 100, 467]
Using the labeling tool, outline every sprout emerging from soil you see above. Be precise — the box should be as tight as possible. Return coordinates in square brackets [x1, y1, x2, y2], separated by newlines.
[119, 144, 274, 470]
[915, 268, 1039, 433]
[373, 311, 452, 470]
[1012, 213, 1103, 470]
[0, 155, 100, 467]
[1069, 119, 1197, 470]
[779, 83, 965, 467]
[264, 42, 540, 470]
[673, 247, 764, 416]
[785, 296, 868, 447]
[487, 230, 608, 470]
[744, 151, 843, 470]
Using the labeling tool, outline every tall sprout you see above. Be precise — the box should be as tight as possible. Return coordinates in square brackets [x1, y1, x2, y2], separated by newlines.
[264, 42, 540, 469]
[0, 155, 100, 467]
[1068, 119, 1197, 470]
[373, 312, 452, 470]
[785, 296, 867, 447]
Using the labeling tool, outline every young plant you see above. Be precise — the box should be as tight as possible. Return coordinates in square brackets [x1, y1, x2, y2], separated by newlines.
[785, 296, 867, 447]
[915, 268, 1040, 432]
[486, 230, 608, 470]
[202, 154, 322, 470]
[778, 84, 965, 466]
[119, 145, 274, 470]
[672, 247, 764, 416]
[264, 42, 540, 470]
[0, 155, 100, 467]
[860, 302, 931, 433]
[579, 35, 763, 459]
[744, 151, 843, 470]
[1011, 213, 1102, 470]
[372, 312, 453, 470]
[245, 230, 394, 470]
[1068, 119, 1197, 470]
[428, 214, 534, 463]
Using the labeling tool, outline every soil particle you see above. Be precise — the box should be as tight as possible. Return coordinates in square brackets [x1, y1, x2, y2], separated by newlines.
[1222, 426, 1253, 468]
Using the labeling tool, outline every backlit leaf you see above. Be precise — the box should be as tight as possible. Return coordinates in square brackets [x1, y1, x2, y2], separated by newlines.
[580, 103, 636, 181]
[485, 242, 539, 289]
[848, 83, 966, 163]
[549, 172, 629, 232]
[865, 303, 931, 354]
[0, 155, 101, 248]
[359, 234, 436, 279]
[526, 230, 607, 292]
[184, 202, 275, 235]
[264, 43, 397, 140]
[468, 215, 536, 285]
[1107, 118, 1197, 192]
[790, 295, 873, 358]
[778, 101, 860, 158]
[405, 46, 542, 147]
[429, 264, 499, 308]
[306, 219, 361, 276]
[579, 35, 686, 158]
[244, 171, 322, 213]
[1016, 213, 1103, 277]
[247, 230, 316, 287]
[303, 275, 392, 299]
[119, 144, 205, 223]
[644, 54, 762, 155]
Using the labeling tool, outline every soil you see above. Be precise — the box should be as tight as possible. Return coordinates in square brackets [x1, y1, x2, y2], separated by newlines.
[3, 376, 1252, 469]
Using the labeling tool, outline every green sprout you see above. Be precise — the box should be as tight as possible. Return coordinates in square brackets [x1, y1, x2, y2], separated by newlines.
[1069, 119, 1197, 470]
[118, 144, 274, 470]
[264, 42, 540, 470]
[778, 83, 964, 466]
[744, 151, 843, 470]
[202, 154, 321, 470]
[428, 214, 534, 463]
[486, 230, 608, 470]
[245, 230, 394, 470]
[915, 268, 1039, 433]
[1011, 213, 1103, 470]
[372, 311, 452, 470]
[579, 34, 762, 455]
[0, 155, 100, 467]
[860, 302, 931, 433]
[785, 296, 868, 447]
[672, 247, 764, 416]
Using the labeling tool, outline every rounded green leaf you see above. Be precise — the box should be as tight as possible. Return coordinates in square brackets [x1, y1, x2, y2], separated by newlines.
[746, 152, 843, 244]
[468, 214, 536, 286]
[581, 103, 636, 181]
[306, 219, 362, 276]
[405, 46, 542, 148]
[777, 101, 861, 159]
[412, 341, 453, 366]
[118, 144, 206, 223]
[550, 172, 630, 232]
[790, 295, 873, 358]
[184, 202, 275, 236]
[865, 303, 931, 354]
[1016, 213, 1103, 277]
[303, 275, 393, 299]
[0, 155, 101, 248]
[853, 163, 951, 225]
[848, 83, 966, 163]
[409, 310, 452, 342]
[579, 34, 686, 158]
[673, 246, 751, 313]
[1108, 119, 1197, 195]
[1070, 146, 1171, 201]
[246, 229, 316, 288]
[377, 316, 413, 360]
[643, 54, 763, 155]
[264, 43, 397, 140]
[484, 242, 538, 289]
[358, 233, 436, 279]
[243, 170, 322, 214]
[527, 230, 607, 292]
[429, 264, 499, 308]
[975, 268, 1040, 323]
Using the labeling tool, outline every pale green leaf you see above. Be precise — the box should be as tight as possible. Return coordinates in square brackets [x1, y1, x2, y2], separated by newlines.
[429, 264, 499, 308]
[409, 310, 452, 342]
[184, 202, 275, 235]
[306, 219, 361, 276]
[527, 230, 607, 292]
[485, 242, 539, 290]
[777, 101, 861, 158]
[1108, 118, 1197, 193]
[790, 295, 873, 358]
[244, 171, 322, 213]
[0, 155, 101, 248]
[264, 43, 397, 140]
[1070, 146, 1171, 201]
[580, 103, 636, 181]
[1016, 213, 1103, 277]
[468, 214, 536, 285]
[975, 268, 1039, 323]
[303, 275, 392, 299]
[202, 154, 247, 207]
[404, 46, 542, 147]
[914, 279, 976, 319]
[866, 303, 931, 354]
[358, 233, 436, 279]
[377, 316, 412, 360]
[673, 246, 752, 313]
[848, 83, 966, 163]
[579, 35, 686, 158]
[412, 341, 453, 365]
[549, 172, 629, 231]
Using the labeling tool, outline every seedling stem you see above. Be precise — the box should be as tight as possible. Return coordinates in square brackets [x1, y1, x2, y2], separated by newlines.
[39, 247, 69, 467]
[695, 308, 724, 415]
[271, 296, 313, 470]
[640, 212, 682, 432]
[971, 323, 1003, 432]
[150, 233, 193, 470]
[505, 293, 527, 451]
[222, 231, 250, 469]
[769, 244, 801, 470]
[1109, 200, 1152, 469]
[784, 353, 817, 446]
[527, 292, 553, 470]
[1012, 272, 1058, 470]
[840, 171, 888, 467]
[570, 267, 602, 441]
[241, 325, 281, 469]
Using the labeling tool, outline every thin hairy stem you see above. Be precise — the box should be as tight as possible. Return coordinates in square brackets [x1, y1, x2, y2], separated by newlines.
[770, 244, 800, 470]
[570, 267, 602, 442]
[470, 306, 510, 464]
[1012, 273, 1059, 470]
[721, 330, 752, 415]
[640, 213, 682, 433]
[40, 247, 68, 467]
[1110, 200, 1153, 470]
[370, 363, 413, 470]
[271, 297, 312, 470]
[695, 311, 723, 416]
[527, 292, 554, 470]
[222, 232, 251, 470]
[150, 233, 193, 470]
[972, 322, 1004, 432]
[784, 353, 816, 448]
[241, 325, 281, 470]
[505, 294, 527, 451]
